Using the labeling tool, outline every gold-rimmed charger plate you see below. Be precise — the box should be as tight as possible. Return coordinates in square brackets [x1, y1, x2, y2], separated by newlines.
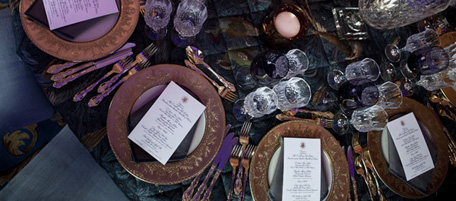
[367, 98, 449, 199]
[249, 120, 350, 201]
[20, 0, 138, 62]
[107, 64, 226, 185]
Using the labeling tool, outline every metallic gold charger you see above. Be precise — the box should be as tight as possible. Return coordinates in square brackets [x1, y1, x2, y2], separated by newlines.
[367, 98, 449, 199]
[106, 64, 226, 185]
[19, 0, 139, 62]
[249, 120, 350, 201]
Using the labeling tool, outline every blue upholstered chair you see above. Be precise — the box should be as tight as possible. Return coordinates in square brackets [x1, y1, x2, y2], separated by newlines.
[0, 8, 54, 134]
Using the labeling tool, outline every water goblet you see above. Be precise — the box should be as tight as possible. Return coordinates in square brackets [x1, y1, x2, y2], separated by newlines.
[272, 77, 311, 112]
[350, 105, 388, 132]
[144, 0, 173, 41]
[250, 49, 289, 86]
[284, 49, 309, 78]
[384, 29, 440, 62]
[233, 87, 278, 121]
[171, 0, 207, 47]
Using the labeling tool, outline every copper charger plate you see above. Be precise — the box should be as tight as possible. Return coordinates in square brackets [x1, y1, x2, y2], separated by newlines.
[107, 64, 226, 185]
[367, 98, 449, 199]
[19, 0, 138, 62]
[249, 120, 350, 201]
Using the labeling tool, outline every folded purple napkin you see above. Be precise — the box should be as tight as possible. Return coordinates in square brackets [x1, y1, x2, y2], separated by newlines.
[268, 138, 329, 201]
[387, 114, 437, 195]
[127, 86, 201, 163]
[24, 0, 118, 39]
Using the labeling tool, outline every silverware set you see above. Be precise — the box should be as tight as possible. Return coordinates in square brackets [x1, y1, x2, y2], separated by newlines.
[229, 121, 255, 201]
[184, 46, 238, 102]
[182, 131, 238, 201]
[47, 42, 158, 107]
[349, 132, 386, 201]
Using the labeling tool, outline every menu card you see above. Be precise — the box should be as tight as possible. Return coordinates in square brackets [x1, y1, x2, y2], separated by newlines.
[128, 81, 206, 165]
[386, 112, 434, 181]
[42, 0, 119, 30]
[282, 137, 321, 201]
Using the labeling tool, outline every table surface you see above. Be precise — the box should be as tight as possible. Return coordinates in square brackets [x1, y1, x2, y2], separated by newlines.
[15, 0, 456, 200]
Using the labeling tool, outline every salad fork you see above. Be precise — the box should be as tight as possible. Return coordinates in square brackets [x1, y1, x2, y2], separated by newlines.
[73, 57, 134, 102]
[228, 144, 242, 201]
[234, 121, 252, 195]
[88, 60, 151, 107]
[98, 43, 158, 93]
[240, 144, 256, 201]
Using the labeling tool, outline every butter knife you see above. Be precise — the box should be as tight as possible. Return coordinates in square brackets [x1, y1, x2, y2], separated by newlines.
[347, 146, 359, 201]
[52, 50, 133, 88]
[201, 137, 238, 201]
[183, 131, 234, 201]
[48, 42, 136, 75]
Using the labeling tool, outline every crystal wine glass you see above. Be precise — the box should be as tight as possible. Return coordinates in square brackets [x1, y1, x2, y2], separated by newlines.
[250, 49, 289, 86]
[384, 29, 440, 63]
[144, 0, 173, 41]
[350, 105, 388, 132]
[272, 77, 311, 112]
[284, 49, 309, 79]
[233, 87, 278, 121]
[415, 67, 456, 91]
[171, 0, 207, 47]
[327, 58, 380, 90]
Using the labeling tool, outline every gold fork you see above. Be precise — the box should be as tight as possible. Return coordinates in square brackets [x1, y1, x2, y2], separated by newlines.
[363, 147, 386, 201]
[73, 57, 134, 102]
[88, 60, 151, 107]
[352, 132, 377, 198]
[98, 43, 158, 93]
[184, 60, 238, 102]
[240, 144, 256, 201]
[234, 121, 252, 195]
[227, 144, 242, 201]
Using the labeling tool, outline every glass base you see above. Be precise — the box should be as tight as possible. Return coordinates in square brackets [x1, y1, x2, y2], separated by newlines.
[385, 44, 401, 63]
[399, 60, 417, 80]
[327, 69, 346, 90]
[145, 25, 168, 41]
[331, 113, 350, 134]
[380, 62, 397, 82]
[232, 99, 249, 122]
[170, 29, 196, 48]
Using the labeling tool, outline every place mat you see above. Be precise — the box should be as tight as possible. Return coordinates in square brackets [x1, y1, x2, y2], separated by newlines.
[367, 98, 449, 199]
[106, 64, 225, 185]
[19, 0, 138, 61]
[249, 120, 350, 201]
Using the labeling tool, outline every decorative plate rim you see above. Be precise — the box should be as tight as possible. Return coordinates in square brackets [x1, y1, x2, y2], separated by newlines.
[106, 64, 226, 185]
[19, 0, 139, 62]
[249, 120, 350, 201]
[367, 97, 449, 199]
